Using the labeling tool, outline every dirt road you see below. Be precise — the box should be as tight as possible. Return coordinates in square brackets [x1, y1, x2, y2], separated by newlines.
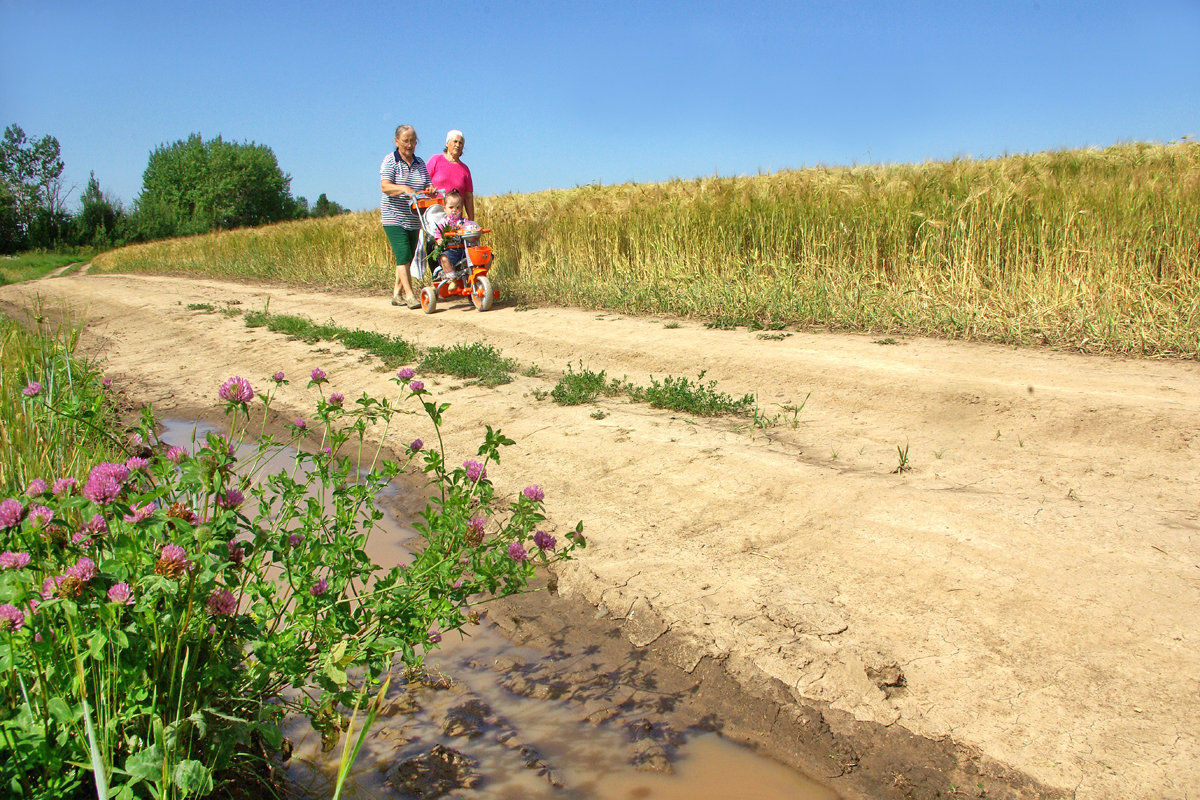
[4, 272, 1198, 799]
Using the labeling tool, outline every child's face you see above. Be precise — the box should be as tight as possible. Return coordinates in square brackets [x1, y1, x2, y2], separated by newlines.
[446, 197, 464, 217]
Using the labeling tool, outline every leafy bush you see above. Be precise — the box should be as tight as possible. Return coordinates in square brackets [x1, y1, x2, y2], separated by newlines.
[0, 356, 583, 799]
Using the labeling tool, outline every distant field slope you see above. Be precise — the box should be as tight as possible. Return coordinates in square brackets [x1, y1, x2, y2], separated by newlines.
[94, 141, 1199, 358]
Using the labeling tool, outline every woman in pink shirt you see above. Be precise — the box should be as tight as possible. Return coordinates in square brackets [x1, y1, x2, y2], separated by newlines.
[427, 129, 475, 219]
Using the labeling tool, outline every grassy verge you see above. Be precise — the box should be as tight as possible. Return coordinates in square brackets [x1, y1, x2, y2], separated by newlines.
[0, 310, 124, 492]
[91, 141, 1200, 358]
[0, 251, 97, 286]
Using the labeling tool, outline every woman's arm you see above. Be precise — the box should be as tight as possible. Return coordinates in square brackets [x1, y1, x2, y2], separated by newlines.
[381, 179, 417, 197]
[464, 191, 475, 220]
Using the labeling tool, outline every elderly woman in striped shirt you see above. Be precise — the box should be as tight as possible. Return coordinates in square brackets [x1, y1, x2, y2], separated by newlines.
[380, 124, 432, 308]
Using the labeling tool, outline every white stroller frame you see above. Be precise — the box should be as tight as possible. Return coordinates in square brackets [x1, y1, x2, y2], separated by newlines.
[407, 193, 446, 281]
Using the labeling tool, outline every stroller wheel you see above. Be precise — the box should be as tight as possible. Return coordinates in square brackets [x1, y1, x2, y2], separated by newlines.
[420, 286, 438, 314]
[470, 275, 494, 311]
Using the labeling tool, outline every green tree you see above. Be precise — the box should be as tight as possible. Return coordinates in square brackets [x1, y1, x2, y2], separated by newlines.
[0, 124, 67, 252]
[312, 192, 349, 217]
[133, 133, 297, 239]
[74, 171, 125, 247]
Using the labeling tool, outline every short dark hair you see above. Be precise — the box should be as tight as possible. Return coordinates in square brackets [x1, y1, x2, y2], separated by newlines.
[444, 190, 463, 202]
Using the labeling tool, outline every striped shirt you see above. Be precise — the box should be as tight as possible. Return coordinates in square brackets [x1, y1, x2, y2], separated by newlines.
[379, 150, 429, 229]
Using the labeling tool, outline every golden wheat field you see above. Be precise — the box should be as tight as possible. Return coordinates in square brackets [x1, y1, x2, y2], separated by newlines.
[93, 141, 1200, 358]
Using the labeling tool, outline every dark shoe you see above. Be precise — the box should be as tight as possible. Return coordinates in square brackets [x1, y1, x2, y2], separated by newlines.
[391, 297, 402, 307]
[406, 297, 420, 309]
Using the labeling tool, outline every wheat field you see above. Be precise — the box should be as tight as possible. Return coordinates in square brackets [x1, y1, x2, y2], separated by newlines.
[94, 141, 1200, 358]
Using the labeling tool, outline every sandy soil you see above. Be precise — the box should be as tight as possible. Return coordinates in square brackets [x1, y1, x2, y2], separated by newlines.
[3, 272, 1198, 800]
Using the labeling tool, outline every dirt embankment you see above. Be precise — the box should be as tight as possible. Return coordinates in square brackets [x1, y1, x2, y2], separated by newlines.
[3, 272, 1198, 800]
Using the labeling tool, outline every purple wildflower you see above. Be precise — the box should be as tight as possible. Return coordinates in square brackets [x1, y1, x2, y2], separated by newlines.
[0, 499, 24, 529]
[273, 371, 286, 382]
[206, 589, 237, 617]
[533, 530, 557, 551]
[23, 381, 42, 397]
[397, 367, 415, 380]
[288, 533, 303, 548]
[123, 502, 157, 524]
[83, 462, 129, 505]
[102, 378, 113, 389]
[310, 368, 327, 384]
[52, 477, 77, 496]
[107, 583, 135, 605]
[0, 551, 32, 570]
[80, 514, 107, 537]
[0, 604, 25, 632]
[309, 578, 328, 597]
[409, 439, 423, 452]
[409, 380, 424, 392]
[41, 575, 64, 599]
[25, 479, 48, 497]
[428, 630, 443, 644]
[166, 445, 187, 463]
[219, 376, 255, 404]
[28, 505, 53, 528]
[522, 485, 545, 502]
[226, 542, 245, 566]
[293, 418, 307, 430]
[463, 460, 487, 482]
[507, 541, 529, 563]
[65, 557, 96, 583]
[328, 392, 344, 407]
[125, 456, 149, 472]
[217, 488, 245, 509]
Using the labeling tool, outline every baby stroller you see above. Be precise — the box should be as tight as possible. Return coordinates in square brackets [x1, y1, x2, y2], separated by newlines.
[406, 193, 497, 313]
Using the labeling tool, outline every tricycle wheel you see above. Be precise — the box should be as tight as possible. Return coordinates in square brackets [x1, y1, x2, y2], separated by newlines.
[420, 286, 438, 314]
[470, 275, 494, 311]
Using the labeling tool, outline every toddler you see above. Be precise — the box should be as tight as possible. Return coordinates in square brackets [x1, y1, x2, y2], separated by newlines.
[434, 190, 477, 287]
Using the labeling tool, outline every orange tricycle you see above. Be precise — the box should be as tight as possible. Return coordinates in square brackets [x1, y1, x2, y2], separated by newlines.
[406, 193, 499, 313]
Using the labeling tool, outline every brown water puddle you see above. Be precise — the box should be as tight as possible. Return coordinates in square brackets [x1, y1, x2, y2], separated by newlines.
[161, 420, 837, 800]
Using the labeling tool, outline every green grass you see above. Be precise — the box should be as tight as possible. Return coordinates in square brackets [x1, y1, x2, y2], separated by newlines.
[240, 309, 418, 367]
[548, 364, 755, 418]
[417, 342, 518, 387]
[549, 364, 628, 405]
[0, 309, 123, 493]
[0, 251, 94, 286]
[629, 372, 756, 417]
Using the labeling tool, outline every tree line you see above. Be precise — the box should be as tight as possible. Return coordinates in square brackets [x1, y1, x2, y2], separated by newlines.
[0, 124, 349, 254]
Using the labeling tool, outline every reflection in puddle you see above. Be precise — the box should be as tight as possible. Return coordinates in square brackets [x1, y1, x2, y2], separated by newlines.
[161, 420, 836, 800]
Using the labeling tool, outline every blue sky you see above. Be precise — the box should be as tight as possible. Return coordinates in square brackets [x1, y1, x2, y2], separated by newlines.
[2, 1, 1197, 213]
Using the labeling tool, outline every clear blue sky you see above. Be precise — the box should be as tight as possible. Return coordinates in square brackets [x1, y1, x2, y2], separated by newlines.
[2, 0, 1197, 213]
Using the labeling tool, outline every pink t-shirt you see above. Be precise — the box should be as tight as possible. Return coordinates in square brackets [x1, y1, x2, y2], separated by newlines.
[427, 154, 474, 195]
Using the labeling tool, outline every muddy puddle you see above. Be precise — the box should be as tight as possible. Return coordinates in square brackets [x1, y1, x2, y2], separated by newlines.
[161, 420, 837, 800]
